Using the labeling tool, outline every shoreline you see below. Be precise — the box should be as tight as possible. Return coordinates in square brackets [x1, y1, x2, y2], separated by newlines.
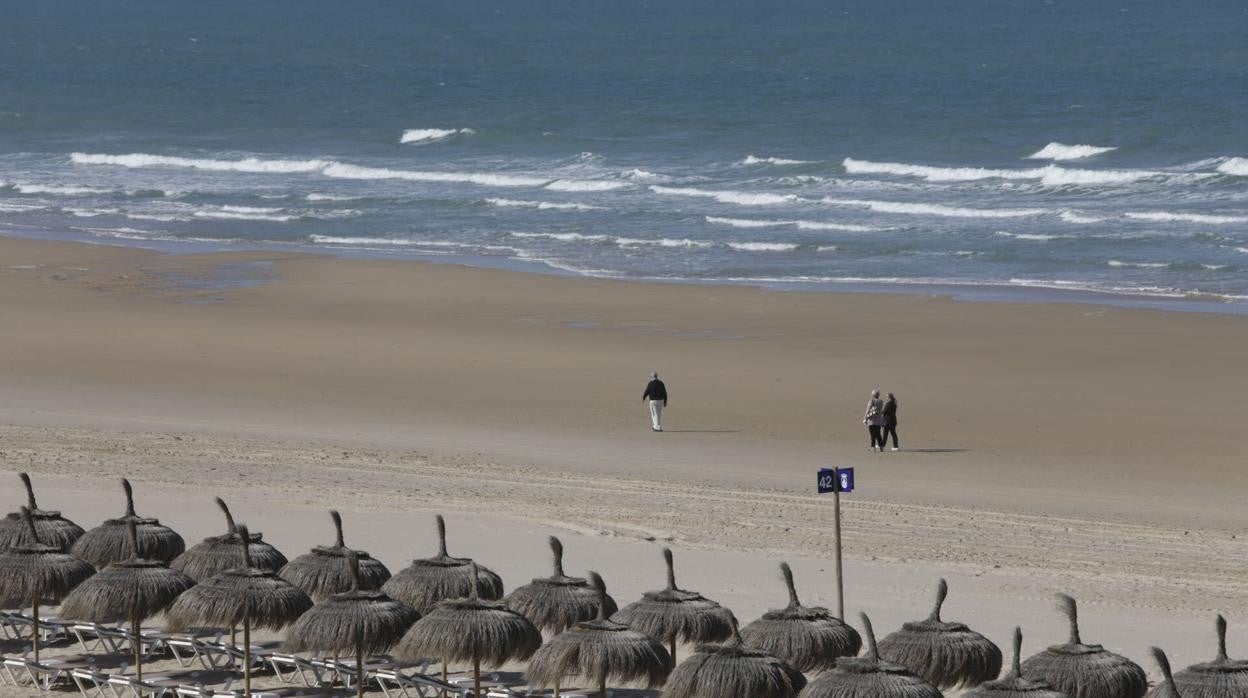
[4, 225, 1248, 317]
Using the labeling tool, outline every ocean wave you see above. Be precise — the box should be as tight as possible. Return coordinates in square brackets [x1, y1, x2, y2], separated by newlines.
[741, 155, 815, 166]
[620, 168, 670, 182]
[1108, 260, 1170, 269]
[650, 185, 799, 206]
[816, 245, 838, 253]
[322, 162, 549, 187]
[64, 207, 123, 217]
[0, 202, 49, 212]
[1217, 157, 1248, 176]
[305, 193, 361, 201]
[309, 235, 430, 247]
[1026, 142, 1118, 160]
[399, 128, 474, 144]
[1234, 247, 1248, 255]
[544, 179, 628, 192]
[508, 231, 611, 243]
[72, 152, 329, 173]
[843, 157, 1161, 186]
[615, 237, 713, 249]
[705, 216, 881, 232]
[1124, 211, 1248, 225]
[995, 231, 1066, 241]
[1058, 210, 1107, 224]
[485, 198, 604, 211]
[726, 241, 799, 252]
[823, 198, 1045, 219]
[193, 209, 296, 222]
[12, 183, 115, 196]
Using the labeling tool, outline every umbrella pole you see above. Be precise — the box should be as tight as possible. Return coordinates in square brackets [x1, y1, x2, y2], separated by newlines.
[553, 677, 559, 698]
[132, 614, 142, 681]
[599, 675, 607, 698]
[31, 597, 40, 663]
[243, 615, 251, 697]
[473, 656, 481, 698]
[356, 643, 364, 698]
[669, 637, 676, 664]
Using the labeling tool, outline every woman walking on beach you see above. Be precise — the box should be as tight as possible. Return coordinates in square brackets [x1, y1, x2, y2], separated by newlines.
[863, 389, 886, 452]
[881, 392, 899, 451]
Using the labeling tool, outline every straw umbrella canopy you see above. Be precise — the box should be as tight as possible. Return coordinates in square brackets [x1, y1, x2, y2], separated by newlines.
[70, 479, 186, 568]
[381, 514, 503, 614]
[0, 507, 96, 662]
[171, 498, 289, 581]
[393, 563, 543, 698]
[285, 550, 421, 698]
[1020, 594, 1147, 698]
[612, 547, 734, 662]
[878, 578, 1003, 689]
[1149, 648, 1181, 698]
[665, 620, 807, 698]
[740, 562, 862, 673]
[527, 572, 674, 698]
[800, 613, 945, 698]
[59, 520, 195, 680]
[965, 628, 1069, 698]
[507, 536, 617, 635]
[1148, 615, 1248, 698]
[0, 473, 85, 553]
[166, 525, 313, 697]
[279, 509, 391, 601]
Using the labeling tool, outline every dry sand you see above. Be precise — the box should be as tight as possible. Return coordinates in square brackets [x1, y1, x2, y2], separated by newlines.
[1, 235, 1246, 694]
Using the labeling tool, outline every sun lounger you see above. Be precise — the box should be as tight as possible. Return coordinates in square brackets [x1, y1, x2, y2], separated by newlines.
[106, 673, 181, 698]
[373, 666, 469, 698]
[2, 655, 83, 691]
[267, 653, 328, 687]
[70, 667, 114, 698]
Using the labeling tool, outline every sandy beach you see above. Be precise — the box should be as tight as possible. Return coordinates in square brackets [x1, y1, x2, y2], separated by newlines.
[2, 235, 1247, 693]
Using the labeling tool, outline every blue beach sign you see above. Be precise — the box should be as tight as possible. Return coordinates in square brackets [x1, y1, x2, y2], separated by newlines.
[817, 467, 855, 494]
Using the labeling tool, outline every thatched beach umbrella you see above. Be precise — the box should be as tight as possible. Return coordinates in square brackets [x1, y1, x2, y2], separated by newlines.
[800, 612, 945, 698]
[1149, 648, 1180, 698]
[393, 563, 542, 698]
[1020, 594, 1147, 698]
[60, 520, 195, 680]
[171, 498, 289, 581]
[285, 550, 421, 698]
[70, 479, 185, 568]
[0, 473, 85, 552]
[0, 507, 96, 662]
[965, 628, 1069, 698]
[740, 562, 862, 673]
[507, 536, 617, 635]
[1149, 615, 1248, 698]
[878, 578, 1003, 689]
[381, 514, 503, 614]
[527, 572, 674, 698]
[279, 510, 391, 601]
[665, 620, 807, 698]
[167, 525, 312, 697]
[612, 547, 734, 662]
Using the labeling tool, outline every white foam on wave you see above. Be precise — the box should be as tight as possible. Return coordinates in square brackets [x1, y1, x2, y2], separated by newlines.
[486, 198, 604, 211]
[1217, 157, 1248, 176]
[842, 157, 1160, 186]
[194, 208, 296, 222]
[309, 235, 425, 246]
[509, 231, 611, 243]
[399, 128, 475, 144]
[1058, 210, 1106, 224]
[1108, 260, 1170, 269]
[816, 245, 838, 253]
[995, 231, 1066, 242]
[741, 155, 815, 166]
[1026, 143, 1118, 160]
[823, 197, 1045, 219]
[705, 216, 881, 232]
[1125, 211, 1248, 225]
[64, 207, 123, 218]
[72, 152, 329, 173]
[544, 179, 628, 192]
[620, 168, 670, 182]
[13, 183, 114, 196]
[322, 162, 549, 188]
[615, 237, 713, 249]
[727, 241, 799, 252]
[650, 185, 799, 206]
[306, 193, 361, 202]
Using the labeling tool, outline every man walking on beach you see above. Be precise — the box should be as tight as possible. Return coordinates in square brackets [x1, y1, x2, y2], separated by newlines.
[643, 372, 668, 432]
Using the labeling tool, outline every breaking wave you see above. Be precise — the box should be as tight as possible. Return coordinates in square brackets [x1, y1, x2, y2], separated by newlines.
[727, 241, 799, 252]
[705, 216, 882, 232]
[1124, 211, 1248, 225]
[322, 162, 549, 187]
[823, 198, 1046, 219]
[544, 179, 628, 192]
[485, 198, 604, 211]
[399, 128, 475, 144]
[1217, 157, 1248, 176]
[72, 152, 329, 173]
[843, 157, 1161, 186]
[650, 185, 799, 206]
[741, 155, 815, 166]
[1026, 143, 1118, 160]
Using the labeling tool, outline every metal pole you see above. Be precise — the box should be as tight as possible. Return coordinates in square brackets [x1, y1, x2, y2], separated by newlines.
[833, 477, 845, 620]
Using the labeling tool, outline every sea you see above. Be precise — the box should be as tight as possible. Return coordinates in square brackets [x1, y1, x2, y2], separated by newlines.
[2, 0, 1247, 311]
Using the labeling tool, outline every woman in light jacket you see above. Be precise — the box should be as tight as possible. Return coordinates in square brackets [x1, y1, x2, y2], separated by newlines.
[863, 389, 886, 452]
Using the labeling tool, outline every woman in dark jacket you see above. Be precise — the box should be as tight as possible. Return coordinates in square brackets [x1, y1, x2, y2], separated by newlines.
[881, 392, 899, 451]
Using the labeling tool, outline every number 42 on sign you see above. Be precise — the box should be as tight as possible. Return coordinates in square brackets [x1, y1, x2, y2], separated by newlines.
[817, 467, 854, 494]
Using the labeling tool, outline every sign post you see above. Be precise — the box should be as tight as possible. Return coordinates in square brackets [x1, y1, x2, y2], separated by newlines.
[817, 467, 854, 620]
